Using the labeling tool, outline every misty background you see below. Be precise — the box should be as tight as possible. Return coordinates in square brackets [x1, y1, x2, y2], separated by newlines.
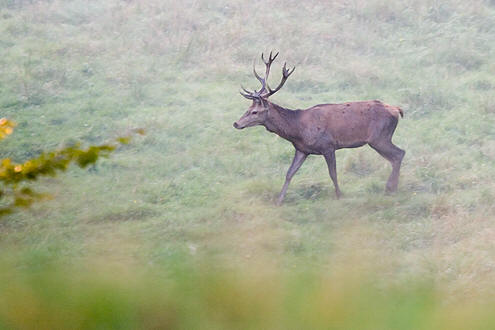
[1, 0, 495, 328]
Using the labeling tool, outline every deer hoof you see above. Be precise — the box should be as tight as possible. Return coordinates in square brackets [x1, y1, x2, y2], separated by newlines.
[385, 188, 398, 195]
[275, 197, 285, 206]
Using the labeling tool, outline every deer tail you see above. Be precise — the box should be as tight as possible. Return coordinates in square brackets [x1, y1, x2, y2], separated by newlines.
[385, 104, 404, 119]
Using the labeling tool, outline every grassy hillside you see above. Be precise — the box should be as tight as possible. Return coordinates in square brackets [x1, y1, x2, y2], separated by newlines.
[1, 0, 495, 327]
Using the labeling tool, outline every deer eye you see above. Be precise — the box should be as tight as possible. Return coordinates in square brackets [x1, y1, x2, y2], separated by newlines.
[252, 111, 258, 115]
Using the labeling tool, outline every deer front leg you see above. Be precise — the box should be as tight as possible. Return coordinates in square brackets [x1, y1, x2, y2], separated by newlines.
[324, 151, 342, 199]
[277, 149, 307, 205]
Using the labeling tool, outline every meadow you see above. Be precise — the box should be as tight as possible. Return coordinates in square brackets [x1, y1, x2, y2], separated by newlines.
[1, 0, 495, 328]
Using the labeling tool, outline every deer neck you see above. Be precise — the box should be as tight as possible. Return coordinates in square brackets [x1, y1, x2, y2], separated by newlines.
[263, 103, 300, 142]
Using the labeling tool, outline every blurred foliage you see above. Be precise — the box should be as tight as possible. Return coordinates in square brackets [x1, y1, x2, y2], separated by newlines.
[0, 258, 494, 330]
[0, 118, 143, 217]
[0, 118, 14, 139]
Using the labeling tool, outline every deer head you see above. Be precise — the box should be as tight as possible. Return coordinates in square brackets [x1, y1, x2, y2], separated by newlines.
[233, 51, 295, 129]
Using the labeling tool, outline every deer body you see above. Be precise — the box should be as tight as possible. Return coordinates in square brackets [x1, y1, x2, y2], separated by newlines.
[234, 52, 405, 204]
[265, 100, 402, 154]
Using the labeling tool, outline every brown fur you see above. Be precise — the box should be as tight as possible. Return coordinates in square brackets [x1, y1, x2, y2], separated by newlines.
[384, 104, 403, 118]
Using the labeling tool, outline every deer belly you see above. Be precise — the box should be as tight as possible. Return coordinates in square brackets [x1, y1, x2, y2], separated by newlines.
[330, 123, 370, 149]
[294, 132, 337, 154]
[333, 133, 368, 149]
[336, 141, 367, 149]
[293, 143, 325, 155]
[296, 124, 369, 153]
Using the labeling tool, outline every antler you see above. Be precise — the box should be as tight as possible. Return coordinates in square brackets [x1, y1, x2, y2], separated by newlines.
[240, 51, 294, 100]
[253, 51, 278, 94]
[239, 82, 265, 100]
[265, 62, 295, 97]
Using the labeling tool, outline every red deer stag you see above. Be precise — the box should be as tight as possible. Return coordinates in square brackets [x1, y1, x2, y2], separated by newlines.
[233, 52, 405, 205]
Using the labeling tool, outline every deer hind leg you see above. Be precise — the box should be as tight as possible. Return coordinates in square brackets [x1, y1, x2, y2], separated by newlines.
[324, 150, 342, 199]
[277, 149, 307, 205]
[369, 141, 405, 193]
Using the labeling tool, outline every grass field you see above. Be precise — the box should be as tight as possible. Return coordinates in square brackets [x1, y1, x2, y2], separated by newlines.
[1, 0, 495, 328]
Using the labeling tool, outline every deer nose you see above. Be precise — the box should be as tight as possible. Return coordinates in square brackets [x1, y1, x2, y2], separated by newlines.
[233, 122, 239, 129]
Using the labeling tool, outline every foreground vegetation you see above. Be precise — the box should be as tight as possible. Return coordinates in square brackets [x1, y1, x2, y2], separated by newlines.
[1, 0, 495, 327]
[0, 119, 140, 216]
[1, 257, 495, 330]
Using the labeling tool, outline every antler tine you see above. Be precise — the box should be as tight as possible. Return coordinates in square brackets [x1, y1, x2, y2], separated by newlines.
[282, 62, 296, 78]
[240, 91, 255, 99]
[241, 86, 252, 94]
[240, 85, 260, 100]
[282, 62, 296, 77]
[266, 61, 296, 97]
[260, 51, 279, 85]
[253, 60, 267, 94]
[261, 51, 279, 65]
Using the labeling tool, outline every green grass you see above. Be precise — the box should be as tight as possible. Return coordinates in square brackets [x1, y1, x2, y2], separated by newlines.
[1, 0, 495, 327]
